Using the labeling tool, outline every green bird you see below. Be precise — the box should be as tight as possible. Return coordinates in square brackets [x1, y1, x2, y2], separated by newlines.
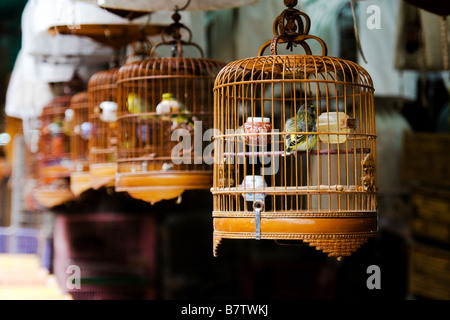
[284, 104, 318, 156]
[156, 93, 182, 115]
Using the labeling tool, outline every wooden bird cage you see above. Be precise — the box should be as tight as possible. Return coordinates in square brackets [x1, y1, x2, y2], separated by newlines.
[35, 95, 75, 208]
[115, 8, 226, 204]
[212, 1, 377, 260]
[77, 22, 164, 191]
[87, 68, 119, 190]
[68, 91, 92, 196]
[38, 96, 73, 179]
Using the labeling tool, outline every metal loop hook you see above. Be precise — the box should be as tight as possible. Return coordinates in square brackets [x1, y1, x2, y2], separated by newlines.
[253, 200, 265, 211]
[253, 200, 264, 240]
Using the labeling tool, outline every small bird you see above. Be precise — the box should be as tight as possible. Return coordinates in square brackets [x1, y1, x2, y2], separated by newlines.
[162, 162, 174, 172]
[155, 93, 196, 131]
[64, 108, 74, 122]
[156, 93, 182, 115]
[80, 122, 93, 140]
[284, 104, 318, 156]
[171, 112, 197, 132]
[127, 92, 151, 114]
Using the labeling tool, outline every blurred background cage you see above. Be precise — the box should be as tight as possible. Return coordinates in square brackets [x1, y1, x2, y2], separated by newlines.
[115, 6, 226, 204]
[34, 95, 75, 208]
[44, 18, 167, 192]
[68, 91, 92, 196]
[212, 0, 377, 260]
[87, 68, 120, 190]
[86, 31, 162, 191]
[53, 212, 158, 300]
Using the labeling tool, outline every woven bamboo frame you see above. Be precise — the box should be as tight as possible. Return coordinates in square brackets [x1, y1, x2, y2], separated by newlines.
[38, 95, 73, 179]
[69, 91, 90, 171]
[35, 95, 75, 207]
[68, 91, 92, 196]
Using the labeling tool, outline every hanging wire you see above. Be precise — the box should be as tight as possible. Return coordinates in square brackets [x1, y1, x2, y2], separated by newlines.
[350, 0, 368, 64]
[175, 0, 191, 12]
[441, 15, 449, 70]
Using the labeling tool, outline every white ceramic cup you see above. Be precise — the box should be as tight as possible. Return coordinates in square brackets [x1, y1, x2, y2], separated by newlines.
[242, 175, 267, 202]
[100, 101, 118, 123]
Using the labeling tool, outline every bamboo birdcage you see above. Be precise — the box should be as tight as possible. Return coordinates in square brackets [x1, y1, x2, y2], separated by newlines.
[82, 23, 164, 191]
[68, 91, 92, 196]
[212, 1, 377, 260]
[35, 95, 75, 208]
[114, 8, 226, 204]
[87, 67, 120, 190]
[38, 95, 73, 179]
[86, 29, 162, 191]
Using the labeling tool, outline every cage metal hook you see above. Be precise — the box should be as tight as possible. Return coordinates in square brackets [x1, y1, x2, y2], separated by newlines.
[150, 0, 203, 58]
[174, 0, 191, 12]
[253, 200, 264, 240]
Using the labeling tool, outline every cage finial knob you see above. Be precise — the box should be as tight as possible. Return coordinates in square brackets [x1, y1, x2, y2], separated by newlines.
[171, 10, 181, 24]
[284, 0, 298, 8]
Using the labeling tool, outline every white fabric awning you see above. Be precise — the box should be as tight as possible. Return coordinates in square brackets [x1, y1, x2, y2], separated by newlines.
[4, 0, 169, 119]
[81, 0, 259, 12]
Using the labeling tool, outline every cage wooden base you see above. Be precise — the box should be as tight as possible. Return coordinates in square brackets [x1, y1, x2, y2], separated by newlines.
[89, 163, 117, 190]
[115, 172, 213, 204]
[34, 187, 74, 208]
[40, 163, 73, 179]
[70, 172, 92, 197]
[213, 214, 377, 260]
